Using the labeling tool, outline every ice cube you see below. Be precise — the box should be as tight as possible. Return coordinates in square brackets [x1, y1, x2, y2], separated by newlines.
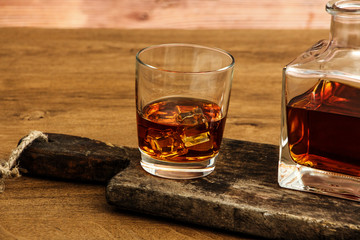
[147, 108, 180, 124]
[182, 131, 210, 148]
[176, 106, 208, 127]
[144, 128, 187, 157]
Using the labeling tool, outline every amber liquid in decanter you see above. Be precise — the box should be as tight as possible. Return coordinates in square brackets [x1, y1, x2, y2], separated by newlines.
[286, 79, 360, 177]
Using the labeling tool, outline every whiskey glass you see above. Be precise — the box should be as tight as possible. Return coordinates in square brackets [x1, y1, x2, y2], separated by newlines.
[279, 0, 360, 201]
[136, 43, 234, 179]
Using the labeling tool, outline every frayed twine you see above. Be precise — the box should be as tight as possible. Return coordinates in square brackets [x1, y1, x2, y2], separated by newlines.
[0, 130, 48, 193]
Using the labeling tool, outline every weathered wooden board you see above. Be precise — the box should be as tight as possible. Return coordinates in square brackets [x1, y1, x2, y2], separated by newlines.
[18, 133, 131, 183]
[19, 133, 360, 239]
[106, 138, 360, 240]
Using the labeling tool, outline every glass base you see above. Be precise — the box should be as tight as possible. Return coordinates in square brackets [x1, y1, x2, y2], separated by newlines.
[139, 149, 216, 179]
[278, 155, 360, 202]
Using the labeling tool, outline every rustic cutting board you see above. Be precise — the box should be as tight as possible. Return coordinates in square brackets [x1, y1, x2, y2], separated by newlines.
[17, 133, 360, 239]
[106, 138, 360, 240]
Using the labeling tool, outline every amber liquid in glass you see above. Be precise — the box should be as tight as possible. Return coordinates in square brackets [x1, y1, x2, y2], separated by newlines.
[137, 97, 226, 162]
[287, 79, 360, 177]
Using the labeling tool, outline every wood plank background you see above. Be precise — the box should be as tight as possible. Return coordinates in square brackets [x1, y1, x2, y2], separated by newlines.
[0, 0, 330, 29]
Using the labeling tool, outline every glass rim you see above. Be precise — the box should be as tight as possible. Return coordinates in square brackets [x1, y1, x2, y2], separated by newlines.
[135, 43, 235, 74]
[326, 0, 360, 16]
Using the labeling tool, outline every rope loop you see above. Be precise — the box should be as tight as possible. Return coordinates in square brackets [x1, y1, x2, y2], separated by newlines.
[0, 131, 48, 192]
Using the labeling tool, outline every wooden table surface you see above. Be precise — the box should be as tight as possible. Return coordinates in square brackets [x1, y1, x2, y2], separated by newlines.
[0, 28, 328, 240]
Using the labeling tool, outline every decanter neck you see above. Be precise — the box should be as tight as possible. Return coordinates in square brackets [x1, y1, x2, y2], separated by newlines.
[327, 0, 360, 48]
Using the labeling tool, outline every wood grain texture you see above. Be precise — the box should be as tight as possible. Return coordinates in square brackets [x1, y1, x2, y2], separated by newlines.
[107, 138, 360, 240]
[1, 177, 249, 240]
[0, 0, 330, 29]
[0, 28, 329, 239]
[18, 133, 131, 183]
